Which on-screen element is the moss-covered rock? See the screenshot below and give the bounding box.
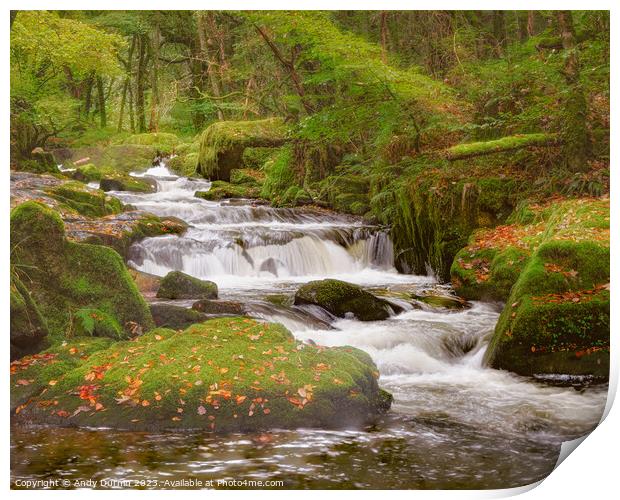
[14,148,58,174]
[412,293,469,309]
[192,299,246,316]
[230,168,264,186]
[12,318,390,431]
[197,118,287,181]
[71,164,102,183]
[100,174,156,193]
[483,198,610,378]
[10,274,49,360]
[10,201,154,342]
[294,279,397,321]
[45,181,123,217]
[150,303,208,330]
[156,271,218,300]
[242,147,278,169]
[168,152,198,177]
[195,181,261,201]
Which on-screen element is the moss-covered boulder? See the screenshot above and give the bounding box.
[230,168,264,186]
[45,181,123,217]
[197,118,287,181]
[192,299,246,316]
[156,271,218,300]
[195,181,261,201]
[168,151,198,177]
[10,201,154,342]
[100,174,156,193]
[294,279,397,321]
[14,148,58,174]
[71,164,102,183]
[314,174,370,215]
[10,274,49,360]
[12,318,391,431]
[482,198,610,379]
[150,303,208,330]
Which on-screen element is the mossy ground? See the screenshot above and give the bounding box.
[11,201,154,342]
[479,198,610,377]
[12,318,390,432]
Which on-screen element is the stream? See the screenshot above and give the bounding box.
[10,165,608,489]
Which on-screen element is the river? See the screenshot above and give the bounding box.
[10,165,608,489]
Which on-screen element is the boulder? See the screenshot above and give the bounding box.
[412,293,470,309]
[45,181,123,217]
[100,174,156,193]
[10,274,48,360]
[150,303,208,330]
[156,271,218,300]
[192,299,245,316]
[12,317,391,431]
[294,279,397,321]
[10,201,154,342]
[195,181,261,201]
[197,118,287,181]
[482,198,610,379]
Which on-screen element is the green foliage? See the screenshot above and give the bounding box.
[73,308,123,339]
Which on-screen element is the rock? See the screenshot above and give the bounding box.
[412,293,470,309]
[229,168,264,186]
[12,317,391,431]
[45,181,123,217]
[150,303,208,329]
[156,271,218,300]
[100,174,156,193]
[128,269,161,298]
[482,198,610,379]
[10,274,48,360]
[197,118,287,181]
[10,201,154,343]
[71,164,102,183]
[192,299,245,316]
[122,132,180,155]
[294,279,397,321]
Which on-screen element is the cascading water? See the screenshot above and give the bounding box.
[11,164,608,489]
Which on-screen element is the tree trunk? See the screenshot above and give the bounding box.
[96,76,106,128]
[149,14,161,132]
[197,12,224,120]
[255,24,314,114]
[556,10,590,172]
[136,34,147,132]
[83,72,95,119]
[492,11,506,55]
[118,78,129,132]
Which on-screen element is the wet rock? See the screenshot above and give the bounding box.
[128,269,161,298]
[191,299,245,316]
[412,293,470,309]
[156,271,218,300]
[294,279,397,321]
[12,318,391,432]
[150,303,208,330]
[195,181,260,201]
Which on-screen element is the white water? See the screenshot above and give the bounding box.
[110,165,607,474]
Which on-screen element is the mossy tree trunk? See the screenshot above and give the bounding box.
[136,34,148,133]
[96,76,106,128]
[556,10,590,173]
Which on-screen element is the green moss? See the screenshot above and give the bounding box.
[195,181,261,201]
[261,145,299,205]
[13,318,390,432]
[45,181,123,217]
[446,133,557,160]
[65,144,159,174]
[168,152,198,177]
[100,174,156,193]
[10,202,154,342]
[73,308,123,339]
[483,199,610,378]
[72,164,102,183]
[150,303,208,330]
[156,271,218,300]
[230,168,264,186]
[123,132,180,154]
[242,147,278,169]
[294,279,396,321]
[197,118,287,181]
[10,273,49,360]
[15,149,58,173]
